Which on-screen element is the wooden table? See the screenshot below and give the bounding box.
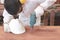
[0,26,60,40]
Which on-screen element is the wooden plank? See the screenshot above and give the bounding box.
[0,26,60,40]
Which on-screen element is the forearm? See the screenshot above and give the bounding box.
[40,0,57,10]
[3,9,13,23]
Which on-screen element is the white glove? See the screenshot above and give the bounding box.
[3,23,11,32]
[0,0,4,4]
[9,19,25,34]
[34,6,44,17]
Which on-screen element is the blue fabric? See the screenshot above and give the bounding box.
[30,12,36,27]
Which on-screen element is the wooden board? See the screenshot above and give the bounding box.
[0,26,60,40]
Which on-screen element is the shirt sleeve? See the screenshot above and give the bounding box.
[40,0,57,10]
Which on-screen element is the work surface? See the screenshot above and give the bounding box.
[0,26,60,40]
